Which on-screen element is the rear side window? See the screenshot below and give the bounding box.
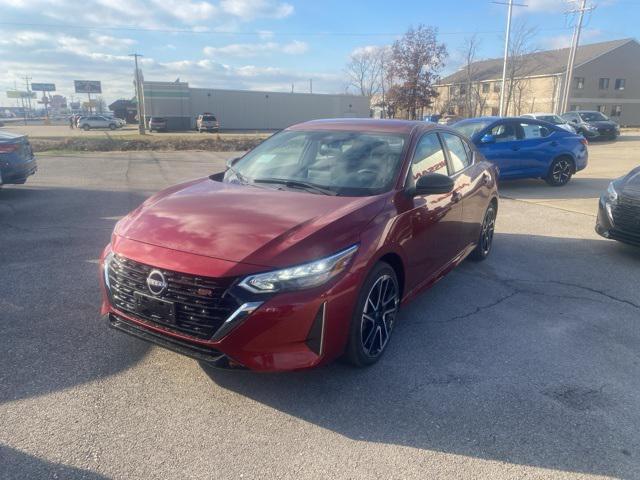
[410,133,448,180]
[519,122,552,139]
[441,133,471,173]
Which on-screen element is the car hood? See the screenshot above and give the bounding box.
[621,166,640,190]
[115,178,387,268]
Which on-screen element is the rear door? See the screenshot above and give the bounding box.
[476,120,521,178]
[514,121,558,176]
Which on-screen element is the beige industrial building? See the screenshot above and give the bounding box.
[142,81,370,131]
[434,38,640,126]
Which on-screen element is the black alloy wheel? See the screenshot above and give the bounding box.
[470,204,496,261]
[545,157,573,186]
[346,262,400,367]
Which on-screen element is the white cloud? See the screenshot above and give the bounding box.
[203,40,308,57]
[220,0,294,19]
[542,29,604,50]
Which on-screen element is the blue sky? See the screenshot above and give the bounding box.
[0,0,638,104]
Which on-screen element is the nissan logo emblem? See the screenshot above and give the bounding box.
[146,269,168,295]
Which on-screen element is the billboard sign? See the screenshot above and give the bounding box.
[31,83,56,92]
[6,90,36,99]
[74,80,102,94]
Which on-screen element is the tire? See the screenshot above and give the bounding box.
[545,157,574,186]
[345,262,400,367]
[109,124,116,130]
[82,124,90,131]
[470,203,497,261]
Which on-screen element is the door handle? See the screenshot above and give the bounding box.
[511,146,520,151]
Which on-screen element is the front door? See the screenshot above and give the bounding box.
[477,120,522,178]
[398,132,463,292]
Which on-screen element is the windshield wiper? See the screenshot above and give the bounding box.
[253,178,338,196]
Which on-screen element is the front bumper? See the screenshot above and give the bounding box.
[100,239,364,371]
[596,196,640,246]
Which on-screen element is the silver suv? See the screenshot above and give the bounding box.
[196,114,219,133]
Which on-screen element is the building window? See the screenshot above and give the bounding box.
[493,83,501,93]
[599,78,610,90]
[615,79,626,90]
[459,84,467,95]
[570,105,581,111]
[482,83,490,93]
[574,77,585,89]
[611,105,623,117]
[491,107,499,116]
[597,105,607,114]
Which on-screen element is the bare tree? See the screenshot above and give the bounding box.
[387,25,447,120]
[345,47,383,97]
[447,35,486,118]
[503,22,538,116]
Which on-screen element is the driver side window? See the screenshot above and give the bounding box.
[410,133,448,181]
[489,122,518,143]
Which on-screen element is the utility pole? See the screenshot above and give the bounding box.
[560,0,595,114]
[309,78,313,94]
[130,53,146,135]
[493,1,527,117]
[23,75,32,119]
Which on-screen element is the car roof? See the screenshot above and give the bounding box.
[288,118,432,134]
[0,130,25,141]
[526,112,559,116]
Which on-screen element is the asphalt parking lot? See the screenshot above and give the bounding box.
[1,138,640,479]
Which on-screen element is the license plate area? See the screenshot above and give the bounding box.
[134,292,176,324]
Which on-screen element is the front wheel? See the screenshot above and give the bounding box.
[345,262,400,367]
[545,157,573,186]
[109,124,116,130]
[82,124,90,131]
[470,204,497,261]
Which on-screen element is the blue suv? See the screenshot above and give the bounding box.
[453,117,588,186]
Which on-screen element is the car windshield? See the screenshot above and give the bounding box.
[452,119,494,138]
[226,130,407,196]
[202,115,216,121]
[579,112,608,122]
[537,115,564,124]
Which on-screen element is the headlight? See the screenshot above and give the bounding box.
[239,245,358,293]
[103,251,114,290]
[607,182,618,204]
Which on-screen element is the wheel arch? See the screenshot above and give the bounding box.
[378,252,405,300]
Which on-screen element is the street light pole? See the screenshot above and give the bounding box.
[130,53,146,135]
[494,0,526,117]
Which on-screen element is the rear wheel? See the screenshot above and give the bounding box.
[83,124,90,131]
[345,262,400,367]
[109,123,116,130]
[470,204,496,261]
[545,157,573,186]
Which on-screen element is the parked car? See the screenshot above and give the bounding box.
[560,111,620,140]
[197,114,219,132]
[438,114,462,126]
[0,131,37,187]
[453,116,588,186]
[100,119,499,371]
[596,166,640,246]
[149,117,168,132]
[520,113,576,133]
[78,115,120,131]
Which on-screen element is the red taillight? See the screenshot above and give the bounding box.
[580,138,589,146]
[0,143,20,153]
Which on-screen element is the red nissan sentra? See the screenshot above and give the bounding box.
[100,119,498,371]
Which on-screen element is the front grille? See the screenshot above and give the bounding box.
[107,254,240,339]
[612,191,640,235]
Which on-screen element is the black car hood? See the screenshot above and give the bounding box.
[622,166,640,188]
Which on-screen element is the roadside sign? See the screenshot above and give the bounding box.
[31,83,56,92]
[74,80,102,94]
[6,90,36,99]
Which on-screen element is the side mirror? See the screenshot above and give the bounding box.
[413,173,454,196]
[226,156,241,169]
[480,134,495,144]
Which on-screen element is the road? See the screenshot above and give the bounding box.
[1,140,639,479]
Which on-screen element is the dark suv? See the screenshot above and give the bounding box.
[149,117,168,132]
[561,111,620,140]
